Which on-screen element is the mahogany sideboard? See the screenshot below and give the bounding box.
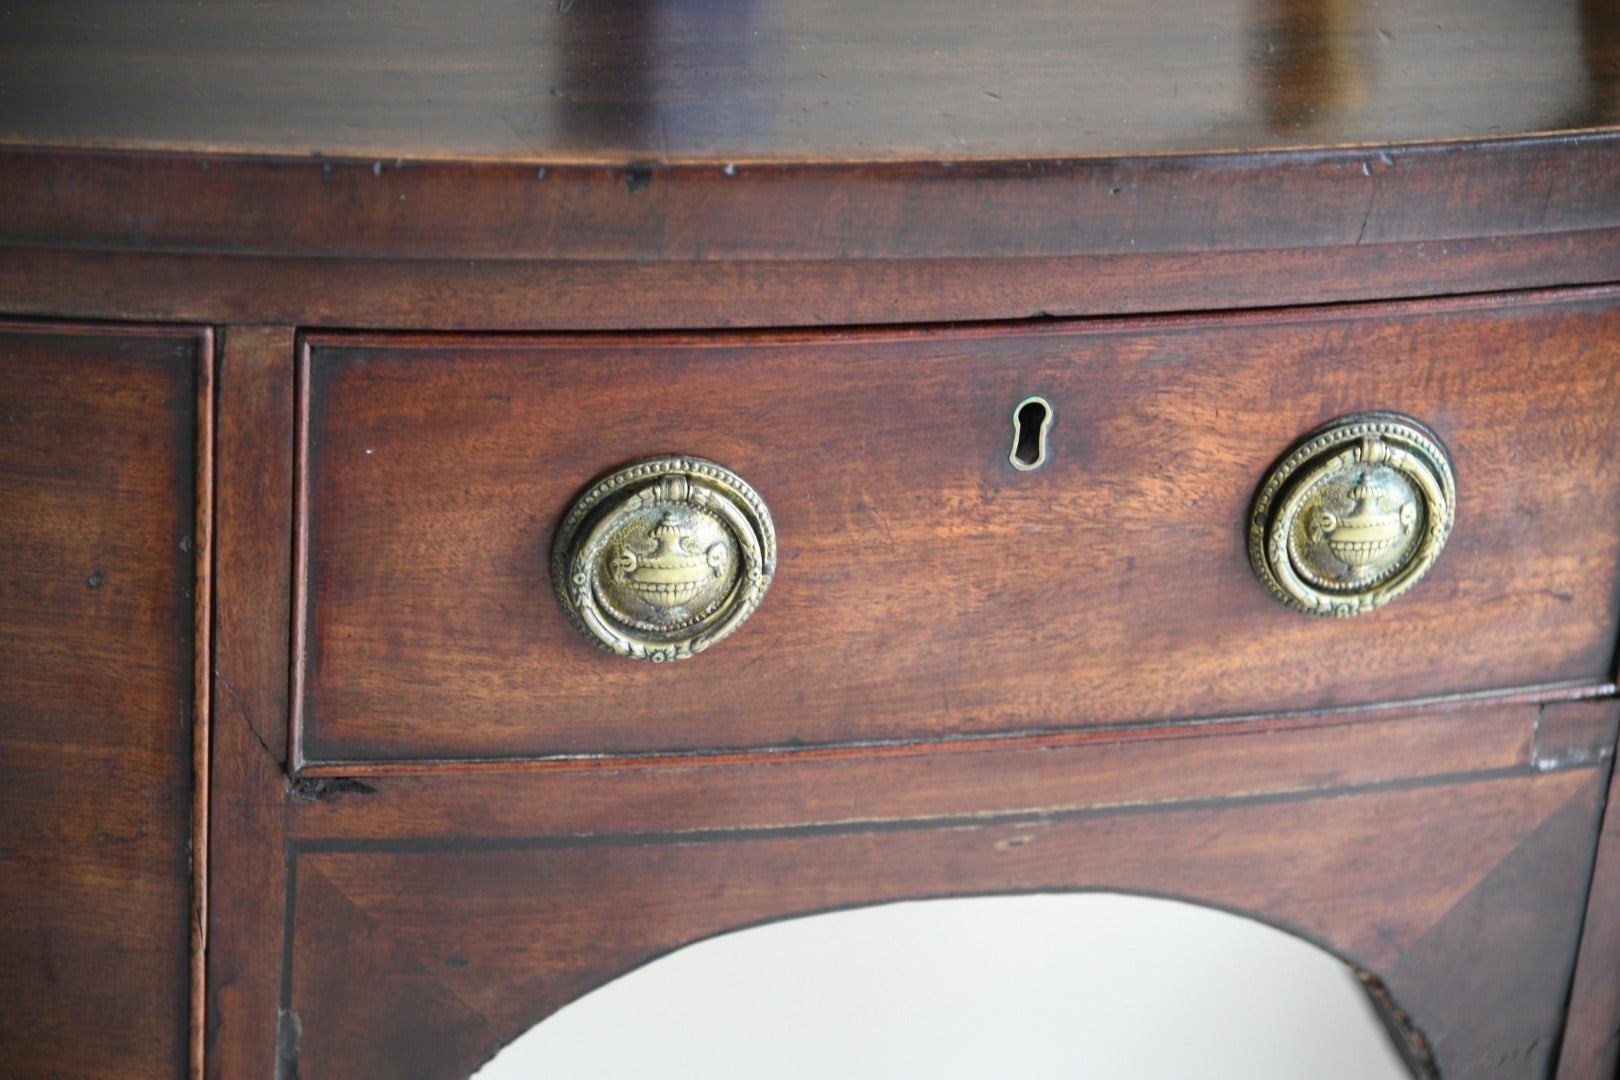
[4,1,1620,1076]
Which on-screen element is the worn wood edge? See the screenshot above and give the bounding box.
[1535,700,1620,773]
[289,679,1612,779]
[2,133,1617,262]
[5,125,1617,168]
[1555,751,1620,1078]
[277,846,299,1077]
[3,233,1618,333]
[0,313,221,340]
[288,336,312,776]
[189,328,214,1080]
[296,280,1620,354]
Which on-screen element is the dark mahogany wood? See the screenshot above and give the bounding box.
[1,0,1615,162]
[273,698,1608,1079]
[189,326,214,1080]
[295,288,1620,766]
[3,231,1619,335]
[1,4,1616,335]
[0,322,205,1079]
[3,3,1618,1075]
[285,698,1550,842]
[5,139,1619,264]
[204,327,296,1080]
[0,135,1614,337]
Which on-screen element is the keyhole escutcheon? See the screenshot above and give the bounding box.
[1010,396,1053,471]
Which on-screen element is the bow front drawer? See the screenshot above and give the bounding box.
[294,290,1620,768]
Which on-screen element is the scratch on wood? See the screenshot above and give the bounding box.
[1355,179,1377,246]
[216,669,278,763]
[288,777,377,803]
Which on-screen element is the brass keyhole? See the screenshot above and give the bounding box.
[1010,396,1052,471]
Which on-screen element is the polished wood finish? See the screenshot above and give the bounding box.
[1,1,1616,1076]
[297,290,1620,766]
[0,322,205,1079]
[2,5,1616,336]
[2,0,1616,161]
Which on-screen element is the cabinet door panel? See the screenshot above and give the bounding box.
[0,323,203,1079]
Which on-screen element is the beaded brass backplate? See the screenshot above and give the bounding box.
[1250,414,1455,617]
[552,457,776,661]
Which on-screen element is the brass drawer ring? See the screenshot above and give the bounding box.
[1249,413,1455,617]
[552,456,776,661]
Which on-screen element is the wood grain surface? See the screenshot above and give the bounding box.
[0,322,203,1079]
[1,4,1615,337]
[285,697,1550,842]
[6,227,1620,336]
[188,328,214,1080]
[204,327,297,1080]
[277,733,1608,1079]
[3,6,1614,334]
[4,5,1615,1071]
[6,137,1619,265]
[296,288,1620,765]
[1,0,1615,162]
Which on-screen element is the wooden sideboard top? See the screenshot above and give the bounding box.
[2,0,1617,163]
[2,0,1617,329]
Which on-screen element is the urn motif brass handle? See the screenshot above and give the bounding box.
[1249,414,1455,616]
[552,457,775,661]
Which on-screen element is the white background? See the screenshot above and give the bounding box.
[476,893,1414,1079]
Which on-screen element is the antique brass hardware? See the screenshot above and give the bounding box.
[552,456,775,661]
[1249,413,1454,616]
[1010,396,1052,471]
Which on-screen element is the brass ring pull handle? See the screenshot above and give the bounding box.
[552,457,776,661]
[1249,413,1455,616]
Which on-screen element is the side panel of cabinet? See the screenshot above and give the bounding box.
[0,323,205,1078]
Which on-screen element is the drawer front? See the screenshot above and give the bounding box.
[296,290,1620,765]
